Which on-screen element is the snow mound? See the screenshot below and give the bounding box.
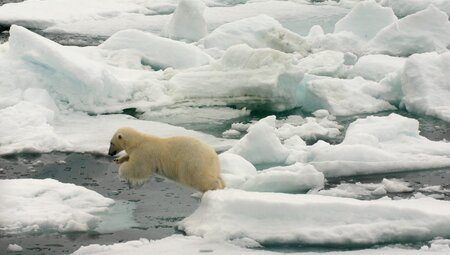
[335,1,397,41]
[199,14,310,55]
[402,52,450,122]
[170,44,304,112]
[179,189,450,245]
[166,0,207,42]
[100,29,211,70]
[0,178,114,234]
[368,5,450,56]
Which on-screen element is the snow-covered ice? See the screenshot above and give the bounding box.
[304,113,450,177]
[334,1,397,41]
[100,29,212,70]
[0,178,114,234]
[220,152,324,193]
[199,14,310,55]
[368,5,450,56]
[402,52,450,122]
[225,113,450,177]
[165,0,207,42]
[0,107,233,155]
[316,178,413,199]
[179,189,450,245]
[381,0,450,17]
[169,44,304,112]
[7,244,23,252]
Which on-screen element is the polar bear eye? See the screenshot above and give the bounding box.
[118,134,122,140]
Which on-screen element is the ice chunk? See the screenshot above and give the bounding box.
[401,52,450,122]
[8,25,128,111]
[0,178,114,234]
[221,150,323,194]
[219,152,257,188]
[100,29,211,70]
[228,116,289,165]
[0,101,64,154]
[368,5,450,56]
[166,0,207,42]
[306,26,365,55]
[381,178,413,193]
[296,50,347,77]
[180,189,450,245]
[381,0,450,17]
[239,163,324,193]
[199,14,310,55]
[335,1,397,40]
[226,113,342,145]
[301,75,395,116]
[23,88,60,113]
[317,179,412,199]
[170,44,304,112]
[306,114,450,177]
[349,54,406,81]
[7,244,23,252]
[277,116,342,142]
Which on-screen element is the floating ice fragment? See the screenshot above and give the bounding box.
[0,178,114,234]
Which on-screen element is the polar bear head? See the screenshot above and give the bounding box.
[108,127,140,156]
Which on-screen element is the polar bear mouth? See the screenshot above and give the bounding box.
[108,143,118,156]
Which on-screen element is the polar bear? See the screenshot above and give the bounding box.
[108,127,225,192]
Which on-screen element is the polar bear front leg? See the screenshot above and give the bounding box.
[118,158,154,187]
[114,154,129,164]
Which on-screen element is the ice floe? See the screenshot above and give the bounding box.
[179,189,450,245]
[72,234,450,255]
[0,178,114,234]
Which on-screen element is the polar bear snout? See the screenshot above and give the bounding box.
[108,142,118,156]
